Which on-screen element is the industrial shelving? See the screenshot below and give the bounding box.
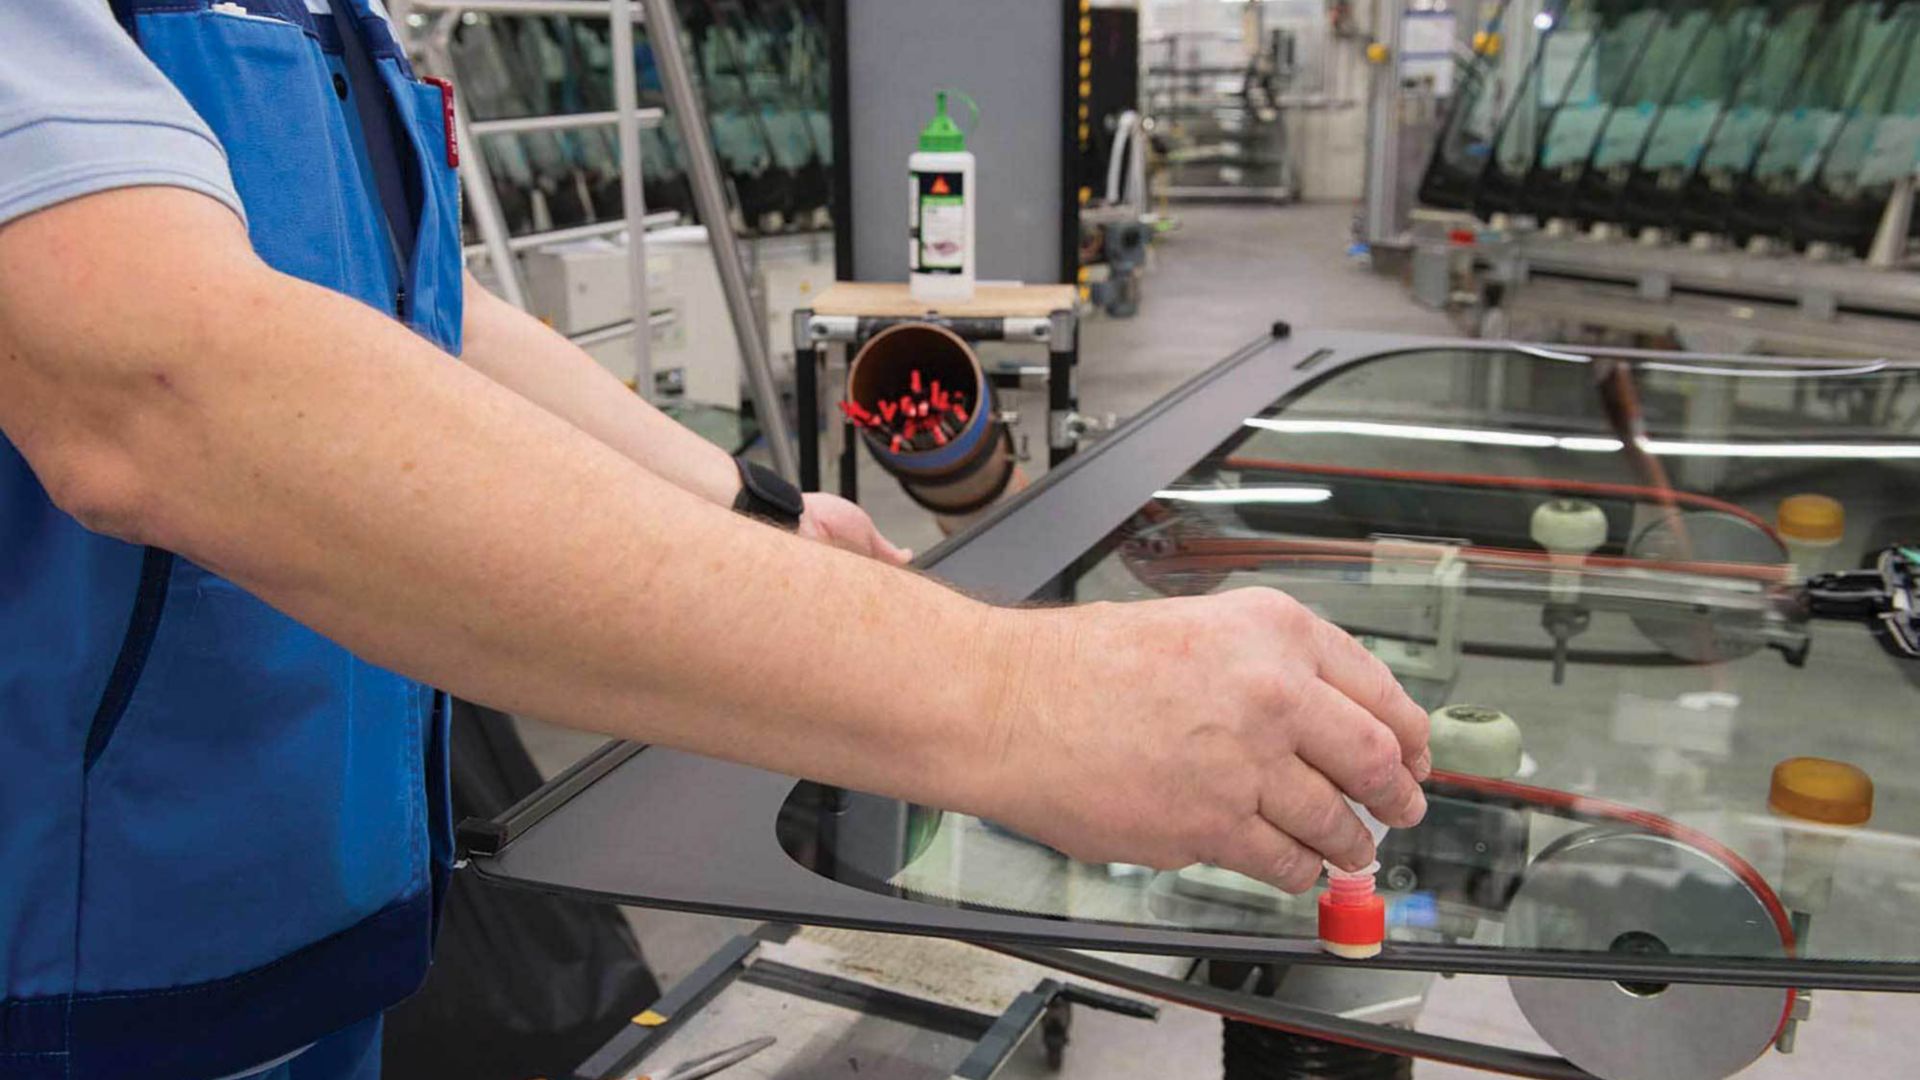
[392,0,798,478]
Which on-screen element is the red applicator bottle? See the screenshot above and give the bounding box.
[1319,798,1390,959]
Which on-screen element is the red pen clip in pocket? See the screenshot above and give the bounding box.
[421,76,458,167]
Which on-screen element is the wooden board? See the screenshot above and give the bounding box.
[812,281,1077,319]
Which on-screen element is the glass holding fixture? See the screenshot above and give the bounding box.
[777,343,1920,971]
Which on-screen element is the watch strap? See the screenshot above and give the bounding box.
[731,458,805,530]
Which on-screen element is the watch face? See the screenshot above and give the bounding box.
[740,461,804,523]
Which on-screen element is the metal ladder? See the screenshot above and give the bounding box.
[393,0,799,479]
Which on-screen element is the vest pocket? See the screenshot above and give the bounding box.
[380,62,466,355]
[82,548,176,770]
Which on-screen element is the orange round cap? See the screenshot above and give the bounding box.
[1777,494,1844,544]
[1769,757,1873,825]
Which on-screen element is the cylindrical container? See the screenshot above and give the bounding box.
[847,323,1016,516]
[909,91,976,302]
[1777,494,1845,579]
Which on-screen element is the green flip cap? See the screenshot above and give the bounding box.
[919,91,968,152]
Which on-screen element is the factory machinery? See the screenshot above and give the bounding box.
[1407,0,1920,355]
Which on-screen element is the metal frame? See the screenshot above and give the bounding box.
[1441,224,1920,357]
[463,328,1920,998]
[571,926,1157,1080]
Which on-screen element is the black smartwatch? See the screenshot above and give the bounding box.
[731,457,805,531]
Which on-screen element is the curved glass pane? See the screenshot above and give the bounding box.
[1695,1,1832,175]
[1561,0,1728,222]
[1798,5,1920,247]
[1417,0,1520,208]
[1534,9,1664,172]
[1481,0,1603,200]
[1585,3,1719,171]
[781,345,1920,969]
[1632,0,1765,173]
[1748,0,1905,191]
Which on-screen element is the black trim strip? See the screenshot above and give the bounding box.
[83,547,174,771]
[455,739,643,857]
[915,328,1284,585]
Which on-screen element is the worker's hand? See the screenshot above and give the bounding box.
[983,588,1430,891]
[798,492,913,566]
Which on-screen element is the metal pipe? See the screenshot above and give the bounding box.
[639,0,799,481]
[608,0,654,402]
[569,311,677,349]
[467,108,663,137]
[461,211,681,260]
[1362,0,1406,247]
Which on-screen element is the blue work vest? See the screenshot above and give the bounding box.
[0,2,463,1077]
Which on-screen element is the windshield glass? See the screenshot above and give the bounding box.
[780,345,1920,971]
[1418,0,1520,208]
[1796,3,1920,248]
[1637,0,1800,178]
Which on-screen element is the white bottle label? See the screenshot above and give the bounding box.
[913,170,966,274]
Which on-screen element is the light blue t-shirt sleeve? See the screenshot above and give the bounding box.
[0,1,246,228]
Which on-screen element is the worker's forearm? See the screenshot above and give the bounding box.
[458,274,741,506]
[0,191,1028,812]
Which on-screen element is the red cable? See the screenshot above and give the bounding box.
[1220,457,1784,546]
[1132,537,1792,584]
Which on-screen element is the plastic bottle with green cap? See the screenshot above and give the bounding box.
[910,89,977,302]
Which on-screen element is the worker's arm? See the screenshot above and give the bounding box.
[0,188,1428,886]
[459,271,909,563]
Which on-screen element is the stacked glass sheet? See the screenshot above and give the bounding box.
[447,0,833,242]
[1420,0,1920,252]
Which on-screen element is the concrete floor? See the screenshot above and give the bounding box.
[513,202,1915,1077]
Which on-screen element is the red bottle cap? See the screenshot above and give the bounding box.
[1318,889,1386,949]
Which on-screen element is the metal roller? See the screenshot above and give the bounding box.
[1505,827,1792,1080]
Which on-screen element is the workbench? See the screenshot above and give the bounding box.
[790,283,1081,497]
